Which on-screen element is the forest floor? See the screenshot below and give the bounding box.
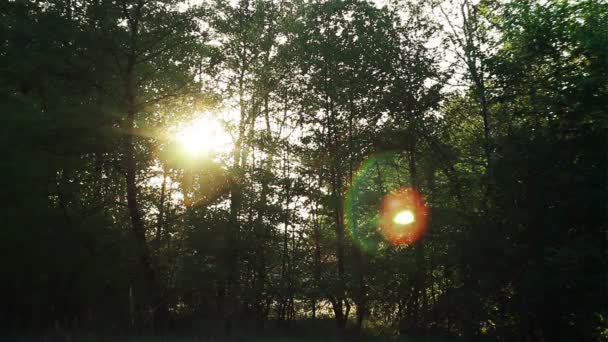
[2,335,463,342]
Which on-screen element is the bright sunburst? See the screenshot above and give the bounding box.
[174,114,231,156]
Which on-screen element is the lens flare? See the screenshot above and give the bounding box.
[345,153,429,250]
[379,187,428,246]
[393,210,415,225]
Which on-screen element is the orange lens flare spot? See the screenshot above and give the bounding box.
[379,187,428,246]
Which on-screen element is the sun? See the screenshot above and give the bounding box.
[393,209,415,225]
[174,114,231,156]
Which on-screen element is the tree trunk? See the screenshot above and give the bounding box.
[224,66,249,334]
[312,201,322,321]
[124,65,159,331]
[409,135,428,334]
[154,169,167,253]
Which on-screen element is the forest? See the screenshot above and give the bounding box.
[1,0,606,340]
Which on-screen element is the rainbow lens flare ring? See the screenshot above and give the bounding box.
[345,153,429,250]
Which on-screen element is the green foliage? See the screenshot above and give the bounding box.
[0,0,605,340]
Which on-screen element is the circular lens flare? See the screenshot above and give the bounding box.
[393,210,415,225]
[345,153,430,251]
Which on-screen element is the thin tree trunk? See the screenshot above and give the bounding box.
[349,98,366,334]
[311,190,322,320]
[409,137,427,334]
[154,169,167,253]
[123,47,161,330]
